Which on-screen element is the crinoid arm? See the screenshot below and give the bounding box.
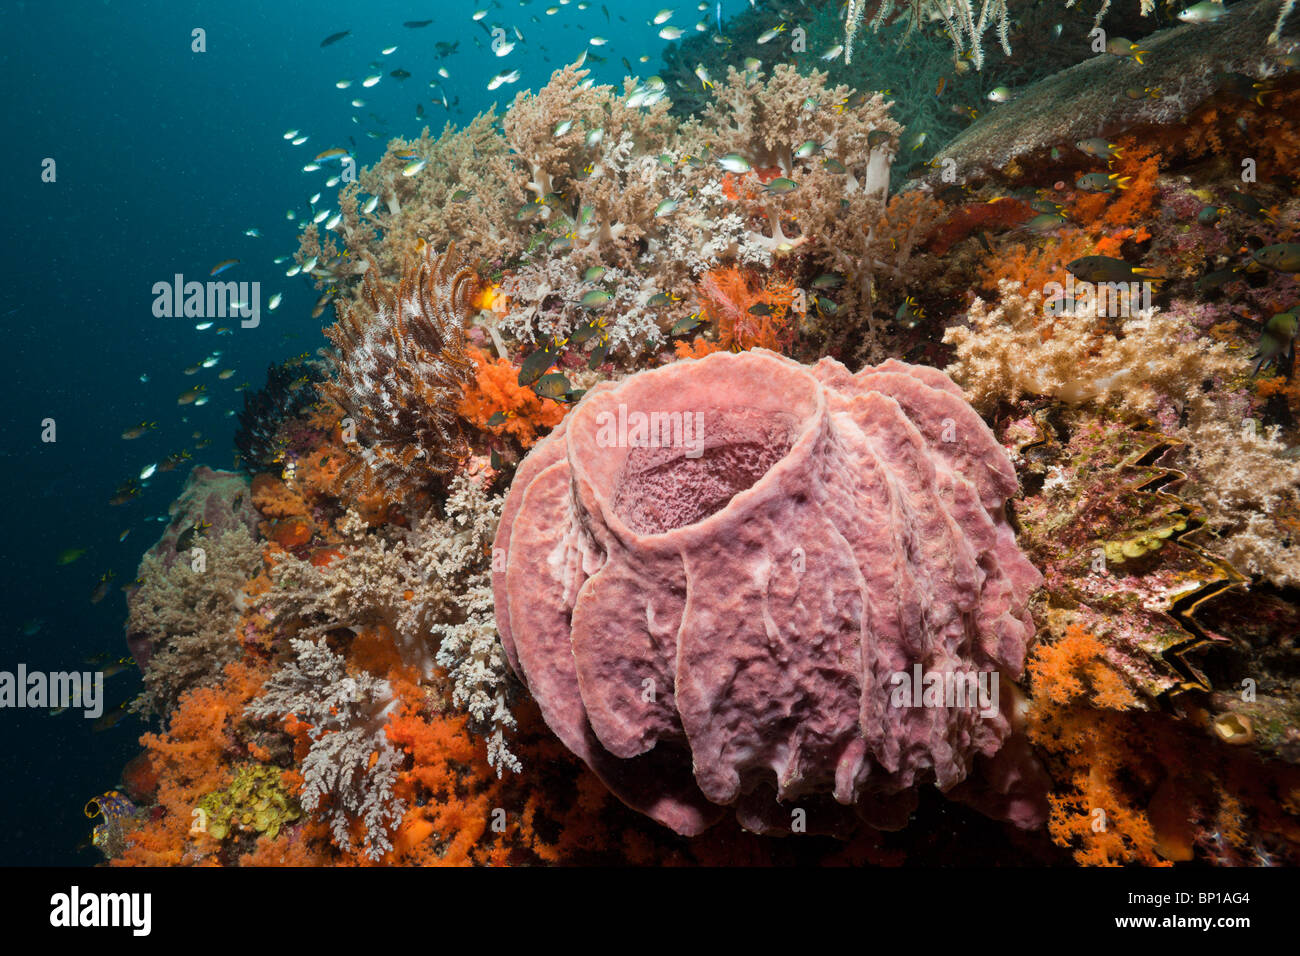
[323,243,480,501]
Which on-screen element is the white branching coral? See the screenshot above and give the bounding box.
[1178,391,1300,588]
[847,0,1012,70]
[498,256,664,357]
[945,280,1247,414]
[421,476,521,775]
[127,526,263,716]
[247,638,404,861]
[263,511,441,675]
[262,475,520,774]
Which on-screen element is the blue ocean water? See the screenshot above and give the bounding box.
[3,0,716,866]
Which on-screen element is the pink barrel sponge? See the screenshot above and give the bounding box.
[493,349,1044,836]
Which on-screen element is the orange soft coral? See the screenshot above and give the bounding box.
[1099,141,1161,229]
[238,819,342,867]
[457,345,568,448]
[386,706,498,866]
[1026,624,1165,867]
[979,232,1095,298]
[1256,374,1300,416]
[1025,622,1300,867]
[1027,625,1138,709]
[720,169,777,202]
[380,675,690,867]
[1067,139,1162,232]
[295,441,347,500]
[674,336,724,360]
[115,659,271,866]
[250,472,309,519]
[697,266,799,353]
[302,398,346,436]
[1177,88,1300,173]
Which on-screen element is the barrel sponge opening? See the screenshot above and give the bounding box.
[612,409,796,535]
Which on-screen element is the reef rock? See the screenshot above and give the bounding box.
[922,0,1298,180]
[493,349,1044,836]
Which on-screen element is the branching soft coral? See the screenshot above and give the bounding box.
[1029,624,1140,712]
[1027,620,1300,866]
[978,234,1094,298]
[262,477,520,773]
[1069,140,1163,231]
[946,280,1249,414]
[697,266,800,352]
[687,65,930,346]
[127,526,265,717]
[384,682,680,866]
[246,638,405,861]
[696,64,898,192]
[332,111,525,281]
[250,472,309,519]
[421,475,520,775]
[457,345,568,448]
[1026,623,1168,866]
[1177,390,1300,587]
[116,660,270,866]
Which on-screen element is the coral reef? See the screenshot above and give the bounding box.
[1012,412,1245,699]
[105,10,1300,868]
[494,349,1043,835]
[424,476,521,776]
[261,477,519,774]
[346,112,521,273]
[309,62,925,369]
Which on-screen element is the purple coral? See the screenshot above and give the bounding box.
[493,350,1044,836]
